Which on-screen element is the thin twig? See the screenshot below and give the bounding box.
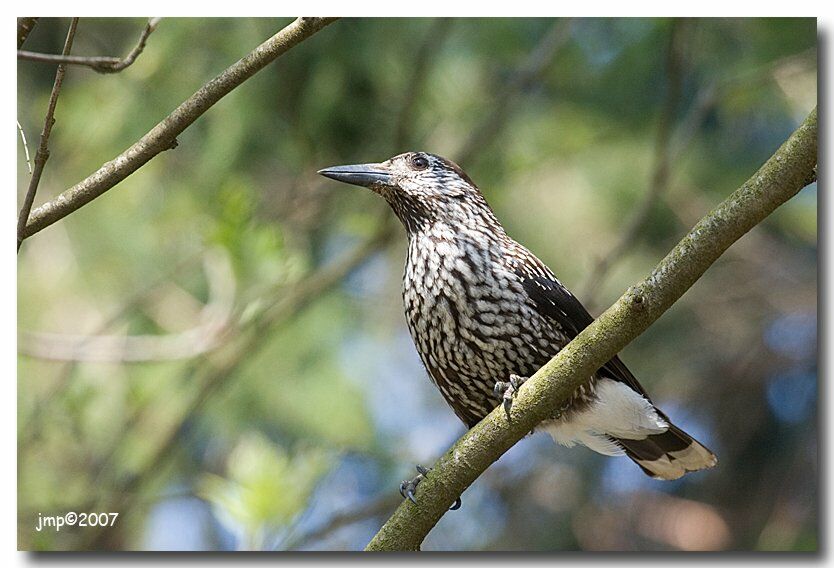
[17,17,79,253]
[365,107,817,551]
[455,18,573,165]
[18,17,39,49]
[17,121,32,174]
[18,18,162,74]
[19,17,338,244]
[580,20,686,305]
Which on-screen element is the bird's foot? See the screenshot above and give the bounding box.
[399,465,430,504]
[399,465,461,510]
[494,373,528,416]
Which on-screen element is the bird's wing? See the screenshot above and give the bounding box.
[519,274,651,399]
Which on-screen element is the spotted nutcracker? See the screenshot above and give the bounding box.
[319,152,717,501]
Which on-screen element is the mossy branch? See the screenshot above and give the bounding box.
[365,106,817,551]
[18,17,337,245]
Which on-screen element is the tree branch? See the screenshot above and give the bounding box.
[365,107,817,551]
[18,17,39,49]
[17,17,78,252]
[18,18,161,74]
[18,17,337,245]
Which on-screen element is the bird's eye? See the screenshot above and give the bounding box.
[410,154,429,170]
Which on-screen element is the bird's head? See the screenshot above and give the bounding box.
[318,152,497,233]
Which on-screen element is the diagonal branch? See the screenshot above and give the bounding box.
[17,17,79,252]
[18,17,338,245]
[18,18,161,74]
[365,107,817,551]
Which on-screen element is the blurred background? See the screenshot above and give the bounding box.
[17,17,817,551]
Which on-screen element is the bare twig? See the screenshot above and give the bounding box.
[455,18,573,165]
[365,108,816,551]
[17,17,79,252]
[18,17,39,49]
[19,17,338,244]
[18,18,162,74]
[581,20,686,305]
[17,121,33,174]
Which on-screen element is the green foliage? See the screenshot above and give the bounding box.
[198,432,330,550]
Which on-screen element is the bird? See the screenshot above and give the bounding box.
[319,152,717,500]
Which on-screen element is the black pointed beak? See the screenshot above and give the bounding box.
[317,163,394,188]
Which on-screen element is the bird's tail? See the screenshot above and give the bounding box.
[615,423,717,480]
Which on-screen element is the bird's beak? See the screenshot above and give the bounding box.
[317,163,394,188]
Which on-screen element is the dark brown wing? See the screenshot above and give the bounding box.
[520,274,651,399]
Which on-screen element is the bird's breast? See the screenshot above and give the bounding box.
[401,231,562,423]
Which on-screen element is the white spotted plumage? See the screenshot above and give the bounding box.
[321,151,718,480]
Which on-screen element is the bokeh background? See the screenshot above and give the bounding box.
[17,17,817,551]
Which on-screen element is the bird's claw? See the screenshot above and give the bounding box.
[399,479,418,504]
[494,374,528,416]
[399,465,461,511]
[399,465,429,504]
[551,400,572,419]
